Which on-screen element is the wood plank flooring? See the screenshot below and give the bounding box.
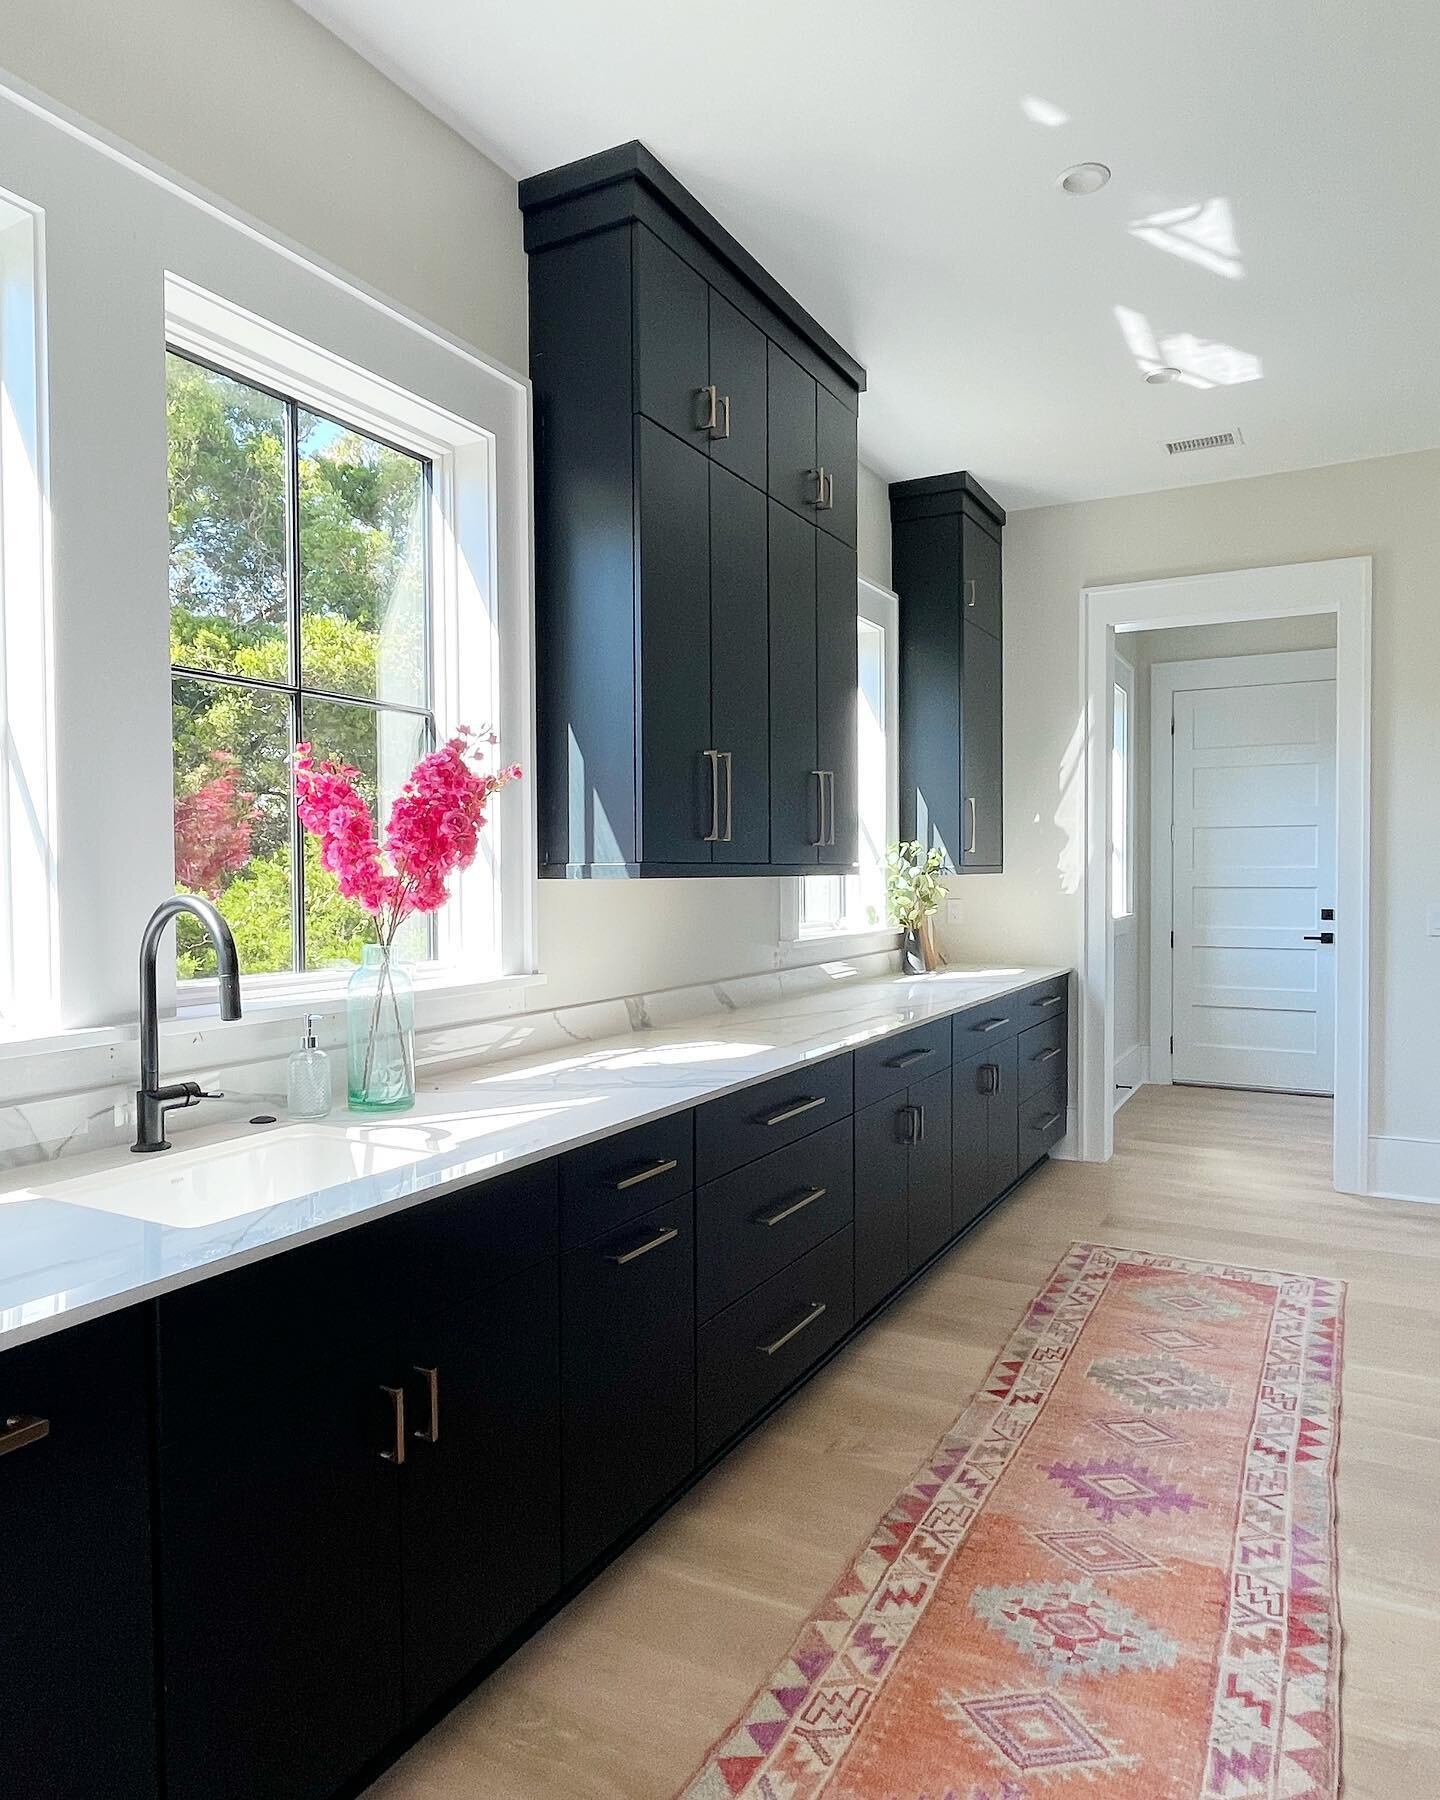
[366,1085,1440,1799]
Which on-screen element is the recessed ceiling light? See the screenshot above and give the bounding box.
[1145,365,1183,385]
[1058,161,1111,195]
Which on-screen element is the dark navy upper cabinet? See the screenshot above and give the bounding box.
[522,141,865,877]
[891,473,1005,874]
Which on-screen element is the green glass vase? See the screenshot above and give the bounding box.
[346,943,415,1113]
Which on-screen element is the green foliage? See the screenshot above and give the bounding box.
[884,841,949,931]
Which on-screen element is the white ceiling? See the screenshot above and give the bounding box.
[295,0,1440,509]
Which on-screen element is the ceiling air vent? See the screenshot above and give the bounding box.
[1164,429,1243,456]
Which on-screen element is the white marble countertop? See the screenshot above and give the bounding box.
[0,964,1066,1352]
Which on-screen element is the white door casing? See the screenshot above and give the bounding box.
[1166,659,1336,1093]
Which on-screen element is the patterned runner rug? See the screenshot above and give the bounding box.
[678,1242,1343,1800]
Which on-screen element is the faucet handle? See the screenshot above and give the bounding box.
[195,1089,226,1103]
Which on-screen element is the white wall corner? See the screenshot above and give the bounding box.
[1367,1135,1440,1205]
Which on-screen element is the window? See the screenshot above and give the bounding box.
[1111,653,1136,922]
[796,580,899,941]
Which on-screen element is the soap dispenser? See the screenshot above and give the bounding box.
[287,1014,332,1120]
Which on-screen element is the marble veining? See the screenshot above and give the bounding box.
[0,964,1065,1352]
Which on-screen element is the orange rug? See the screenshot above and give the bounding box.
[679,1243,1344,1799]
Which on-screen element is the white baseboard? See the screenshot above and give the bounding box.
[1367,1134,1440,1204]
[1114,1044,1149,1112]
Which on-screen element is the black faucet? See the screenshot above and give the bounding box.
[133,896,243,1153]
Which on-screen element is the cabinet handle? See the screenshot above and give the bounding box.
[380,1386,406,1466]
[1034,993,1063,1009]
[611,1155,679,1192]
[966,796,978,856]
[811,769,827,848]
[1034,1111,1063,1133]
[808,468,825,508]
[696,385,719,433]
[0,1413,49,1458]
[902,1103,925,1144]
[979,1064,999,1096]
[756,1300,827,1357]
[1034,1045,1062,1064]
[975,1015,1010,1033]
[412,1366,440,1445]
[759,1094,827,1127]
[721,750,734,844]
[965,577,977,609]
[1302,932,1335,944]
[703,748,723,843]
[817,469,834,510]
[825,771,837,847]
[885,1045,933,1069]
[607,1224,679,1266]
[755,1184,827,1228]
[712,393,732,440]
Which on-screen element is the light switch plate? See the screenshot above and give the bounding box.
[947,898,965,926]
[1427,904,1440,939]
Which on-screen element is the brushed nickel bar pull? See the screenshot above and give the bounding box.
[611,1155,679,1191]
[721,751,734,844]
[0,1413,49,1457]
[817,468,833,510]
[1034,1045,1062,1064]
[808,468,825,508]
[976,1015,1010,1033]
[824,771,837,847]
[607,1224,679,1266]
[412,1366,440,1445]
[756,1185,827,1228]
[759,1095,827,1127]
[965,577,977,609]
[966,796,978,855]
[703,749,722,843]
[1034,993,1063,1009]
[1035,1111,1063,1133]
[713,393,731,440]
[380,1386,406,1465]
[757,1300,827,1357]
[885,1046,933,1070]
[811,769,827,847]
[697,385,719,433]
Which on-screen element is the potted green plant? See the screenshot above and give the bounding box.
[885,840,949,974]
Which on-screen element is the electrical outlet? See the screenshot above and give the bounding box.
[1427,904,1440,939]
[947,898,965,927]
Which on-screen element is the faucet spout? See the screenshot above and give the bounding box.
[133,896,244,1153]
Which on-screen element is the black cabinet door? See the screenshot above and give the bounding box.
[0,1312,155,1800]
[637,418,712,864]
[710,463,770,863]
[561,1195,696,1580]
[851,1098,910,1319]
[815,384,858,547]
[961,621,1003,871]
[633,224,709,445]
[767,340,818,518]
[894,512,962,864]
[160,1338,404,1800]
[708,289,767,488]
[906,1066,954,1271]
[816,531,859,867]
[952,1050,993,1234]
[987,1039,1020,1198]
[962,513,1002,640]
[400,1260,561,1718]
[768,499,820,865]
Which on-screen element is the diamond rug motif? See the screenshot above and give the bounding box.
[675,1243,1344,1799]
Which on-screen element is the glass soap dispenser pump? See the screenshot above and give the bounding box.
[287,1014,332,1121]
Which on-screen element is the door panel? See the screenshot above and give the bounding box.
[710,464,770,863]
[906,1067,954,1271]
[766,340,818,518]
[637,419,712,864]
[853,1097,910,1318]
[815,384,857,546]
[987,1039,1019,1198]
[768,500,819,865]
[400,1263,561,1717]
[961,514,1002,639]
[961,622,1002,870]
[893,512,961,862]
[816,531,858,866]
[1171,675,1336,1093]
[952,1050,993,1233]
[708,290,767,487]
[633,225,710,445]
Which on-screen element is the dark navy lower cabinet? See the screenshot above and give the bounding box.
[0,1309,156,1800]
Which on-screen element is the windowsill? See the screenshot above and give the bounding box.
[778,925,903,967]
[1112,913,1136,939]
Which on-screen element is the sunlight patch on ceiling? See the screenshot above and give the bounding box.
[1114,305,1263,389]
[1021,94,1071,128]
[1129,197,1244,280]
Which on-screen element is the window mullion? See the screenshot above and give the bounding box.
[285,395,305,972]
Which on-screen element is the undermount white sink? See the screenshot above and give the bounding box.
[30,1123,456,1229]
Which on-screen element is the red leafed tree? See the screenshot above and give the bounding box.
[174,752,260,898]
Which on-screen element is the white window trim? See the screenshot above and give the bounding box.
[1111,650,1137,936]
[780,576,902,956]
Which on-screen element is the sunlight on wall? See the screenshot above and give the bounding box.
[1056,711,1087,897]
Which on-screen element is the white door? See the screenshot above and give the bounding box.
[1170,670,1336,1093]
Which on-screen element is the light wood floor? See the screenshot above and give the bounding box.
[367,1085,1440,1799]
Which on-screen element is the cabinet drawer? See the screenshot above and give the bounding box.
[695,1052,853,1183]
[1017,1015,1066,1099]
[697,1116,854,1320]
[1018,1080,1067,1162]
[853,1018,951,1109]
[697,1227,853,1460]
[1018,976,1068,1020]
[559,1110,694,1250]
[953,998,1023,1051]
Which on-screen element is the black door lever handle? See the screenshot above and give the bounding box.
[1302,932,1335,944]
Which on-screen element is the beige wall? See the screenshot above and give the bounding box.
[944,448,1440,1150]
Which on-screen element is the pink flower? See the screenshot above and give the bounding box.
[292,726,519,947]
